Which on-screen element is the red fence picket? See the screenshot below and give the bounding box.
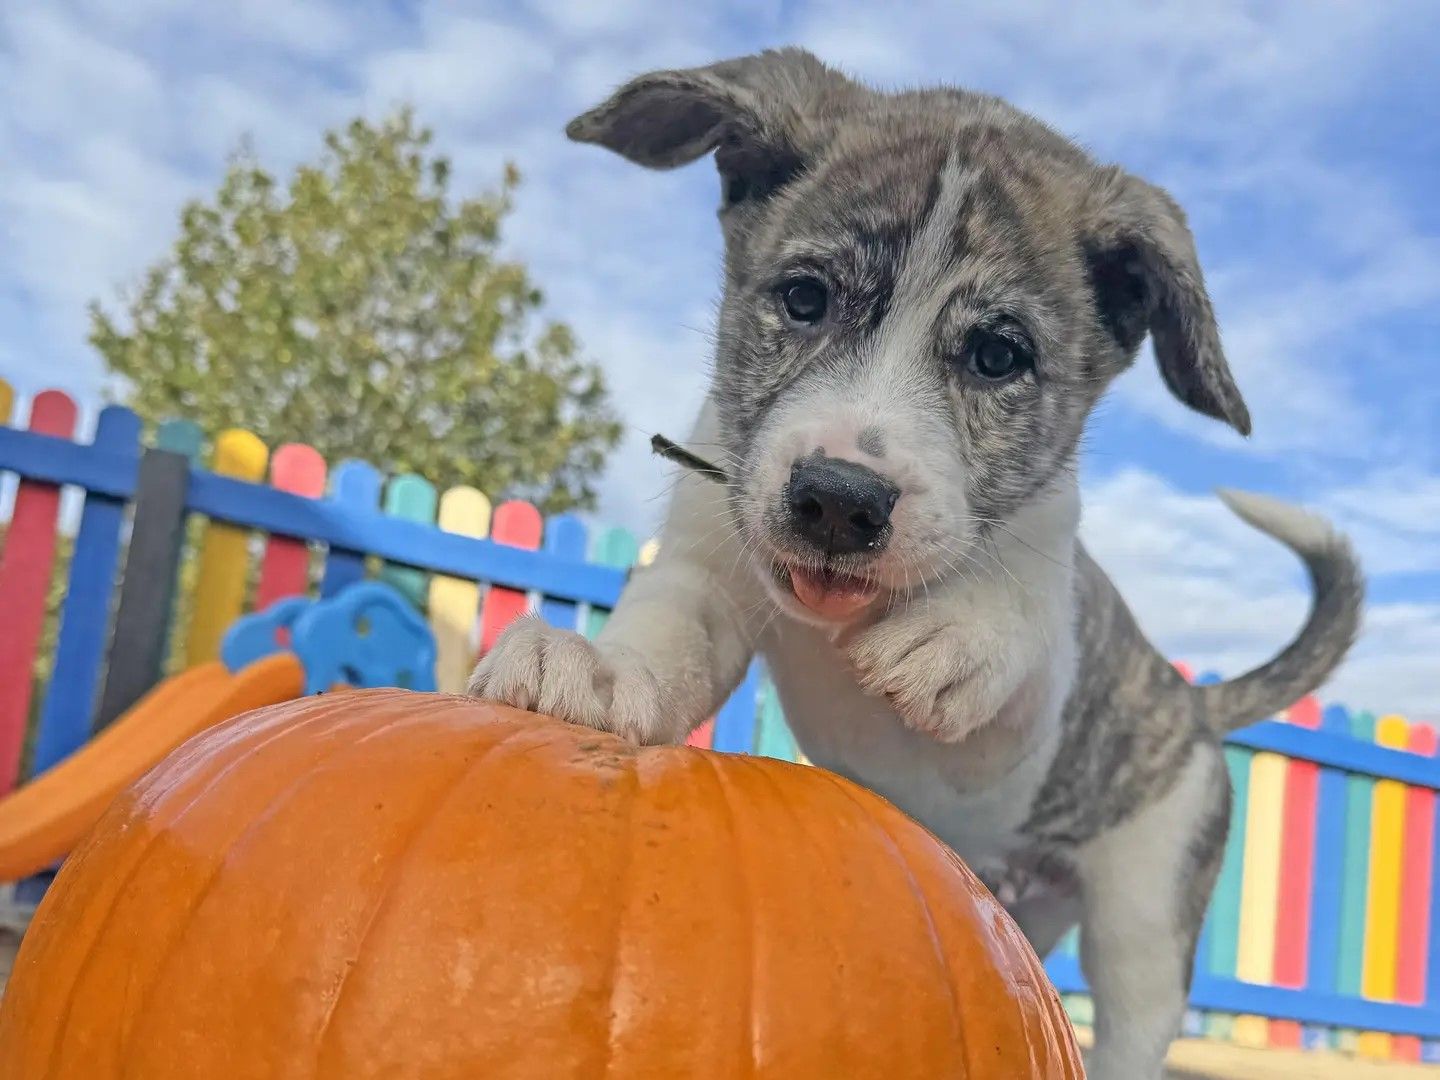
[0,390,79,791]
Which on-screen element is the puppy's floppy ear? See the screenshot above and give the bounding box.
[566,48,854,201]
[1084,168,1251,436]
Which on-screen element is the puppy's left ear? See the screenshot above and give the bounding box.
[1084,169,1251,436]
[565,48,853,179]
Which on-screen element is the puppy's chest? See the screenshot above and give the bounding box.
[759,625,1056,864]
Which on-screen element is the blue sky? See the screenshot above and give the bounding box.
[2,1,1437,717]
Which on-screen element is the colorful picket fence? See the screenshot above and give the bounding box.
[1041,670,1440,1062]
[0,382,1436,1060]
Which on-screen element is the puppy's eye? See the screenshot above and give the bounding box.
[966,331,1033,381]
[780,278,828,325]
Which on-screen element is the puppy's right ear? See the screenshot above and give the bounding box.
[1084,168,1251,435]
[567,48,853,198]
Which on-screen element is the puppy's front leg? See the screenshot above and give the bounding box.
[842,523,1074,743]
[469,407,765,744]
[1077,748,1226,1079]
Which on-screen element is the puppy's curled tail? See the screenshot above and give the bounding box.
[1195,489,1363,734]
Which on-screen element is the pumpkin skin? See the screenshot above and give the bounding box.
[0,691,1082,1079]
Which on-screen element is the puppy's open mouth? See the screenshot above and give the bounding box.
[779,562,882,621]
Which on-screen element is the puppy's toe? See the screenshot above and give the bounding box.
[847,616,968,725]
[534,630,610,730]
[466,615,554,711]
[603,646,669,745]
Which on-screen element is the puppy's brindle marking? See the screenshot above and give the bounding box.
[471,50,1362,1079]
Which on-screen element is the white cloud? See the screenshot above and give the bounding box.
[1,9,165,139]
[527,0,680,41]
[64,0,378,59]
[793,0,1417,144]
[363,17,557,126]
[2,137,194,367]
[179,74,333,164]
[1318,471,1440,576]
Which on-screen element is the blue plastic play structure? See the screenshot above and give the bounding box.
[221,581,438,695]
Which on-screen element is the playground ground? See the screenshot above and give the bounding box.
[0,927,1433,1078]
[1074,1026,1440,1078]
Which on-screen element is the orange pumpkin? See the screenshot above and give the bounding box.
[0,691,1082,1079]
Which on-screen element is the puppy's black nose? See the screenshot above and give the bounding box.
[785,456,899,555]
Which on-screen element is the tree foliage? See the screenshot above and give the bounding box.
[91,110,621,511]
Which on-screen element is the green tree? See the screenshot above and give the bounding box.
[91,110,621,511]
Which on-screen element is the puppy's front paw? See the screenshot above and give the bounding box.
[466,616,672,745]
[843,610,1010,742]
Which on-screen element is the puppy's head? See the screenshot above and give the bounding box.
[571,49,1248,624]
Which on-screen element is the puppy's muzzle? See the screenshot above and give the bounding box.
[784,454,899,556]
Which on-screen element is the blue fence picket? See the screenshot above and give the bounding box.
[155,418,203,459]
[30,406,142,775]
[319,460,383,598]
[712,660,762,754]
[539,514,589,631]
[754,677,799,761]
[584,526,640,637]
[378,473,438,608]
[1304,704,1352,1049]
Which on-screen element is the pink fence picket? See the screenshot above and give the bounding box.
[477,500,543,656]
[1270,696,1322,1048]
[254,444,327,612]
[1395,725,1438,1062]
[0,390,78,792]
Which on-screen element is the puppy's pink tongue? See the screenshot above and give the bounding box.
[789,567,880,620]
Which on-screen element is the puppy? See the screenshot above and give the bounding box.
[470,49,1362,1079]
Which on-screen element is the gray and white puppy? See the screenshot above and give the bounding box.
[469,49,1363,1079]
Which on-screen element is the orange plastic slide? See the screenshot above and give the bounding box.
[0,653,305,882]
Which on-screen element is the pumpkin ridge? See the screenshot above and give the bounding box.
[308,720,544,1073]
[132,690,352,815]
[695,751,757,1078]
[813,769,971,1074]
[115,698,434,1078]
[592,745,640,1080]
[741,758,849,1058]
[39,694,361,1080]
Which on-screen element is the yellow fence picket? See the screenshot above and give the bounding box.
[427,486,492,694]
[184,429,269,667]
[1358,714,1411,1059]
[1233,748,1288,1047]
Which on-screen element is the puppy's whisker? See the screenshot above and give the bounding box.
[970,517,1068,571]
[973,535,1033,599]
[932,541,988,592]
